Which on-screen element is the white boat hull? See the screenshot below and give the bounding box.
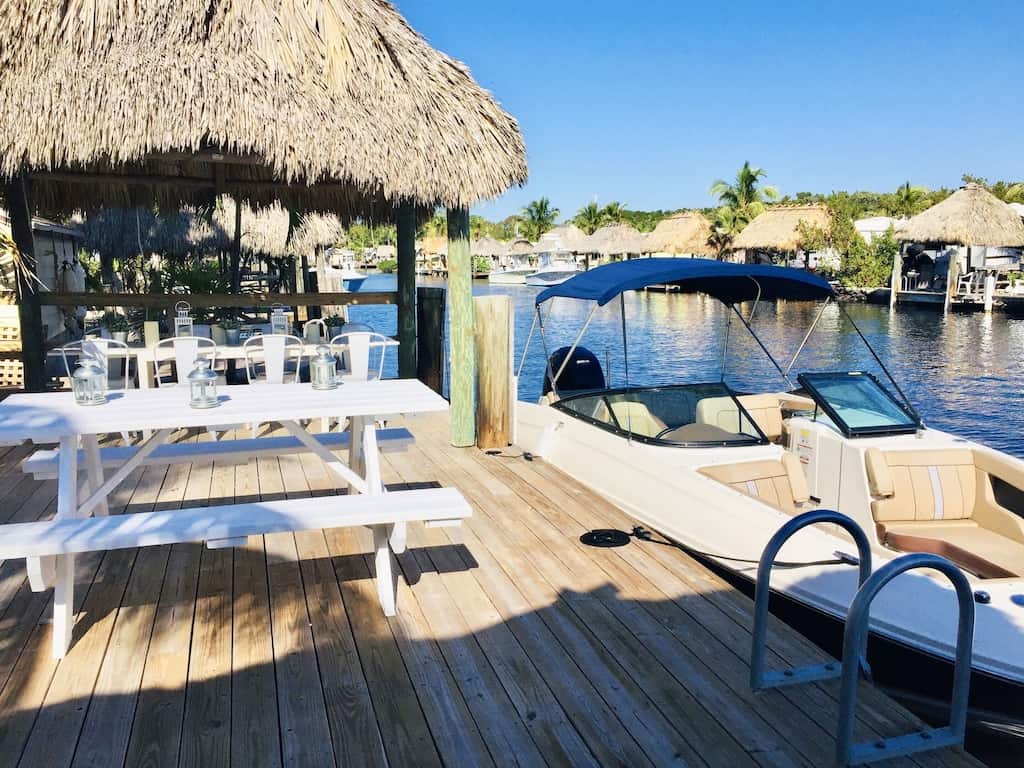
[515,399,1024,699]
[488,269,532,285]
[525,270,580,287]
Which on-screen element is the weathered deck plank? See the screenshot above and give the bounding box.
[0,415,986,768]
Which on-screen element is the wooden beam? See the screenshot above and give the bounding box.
[474,295,512,449]
[38,291,397,309]
[446,207,475,447]
[396,201,417,378]
[32,171,358,195]
[5,174,46,391]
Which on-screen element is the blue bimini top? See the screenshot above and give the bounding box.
[535,257,834,306]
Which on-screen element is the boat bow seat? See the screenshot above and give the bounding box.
[866,447,1024,578]
[699,454,810,515]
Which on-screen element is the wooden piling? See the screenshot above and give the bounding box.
[5,174,46,392]
[473,296,513,449]
[889,244,902,310]
[446,208,475,447]
[396,201,417,378]
[416,286,445,395]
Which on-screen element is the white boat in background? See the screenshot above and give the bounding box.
[488,257,534,285]
[324,247,368,290]
[515,257,1024,734]
[525,250,581,286]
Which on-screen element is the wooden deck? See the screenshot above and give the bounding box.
[0,414,984,768]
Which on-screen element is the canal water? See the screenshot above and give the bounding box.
[350,275,1024,458]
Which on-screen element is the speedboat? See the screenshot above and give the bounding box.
[324,247,368,290]
[525,250,581,287]
[489,257,534,285]
[515,257,1024,734]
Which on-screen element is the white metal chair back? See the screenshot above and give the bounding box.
[330,332,388,382]
[242,334,305,385]
[59,337,131,390]
[153,336,217,387]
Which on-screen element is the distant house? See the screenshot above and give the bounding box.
[854,216,905,243]
[0,211,83,341]
[731,204,837,270]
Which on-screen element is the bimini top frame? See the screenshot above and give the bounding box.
[524,258,920,426]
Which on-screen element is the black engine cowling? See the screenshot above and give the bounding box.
[542,346,605,396]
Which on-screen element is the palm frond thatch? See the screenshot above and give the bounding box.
[896,184,1024,246]
[537,224,590,253]
[0,1,527,218]
[730,205,831,252]
[645,212,713,255]
[587,223,649,257]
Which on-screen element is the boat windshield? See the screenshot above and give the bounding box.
[797,372,921,437]
[551,383,768,447]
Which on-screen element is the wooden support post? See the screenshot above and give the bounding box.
[984,272,996,313]
[473,295,513,449]
[416,286,445,395]
[230,196,242,293]
[944,246,961,315]
[446,207,475,446]
[889,245,902,310]
[396,201,417,378]
[5,174,46,391]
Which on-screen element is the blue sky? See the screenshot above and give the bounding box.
[393,0,1024,222]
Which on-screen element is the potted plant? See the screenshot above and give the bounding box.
[221,316,242,346]
[324,314,346,339]
[102,312,130,344]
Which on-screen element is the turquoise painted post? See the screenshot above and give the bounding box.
[446,207,476,446]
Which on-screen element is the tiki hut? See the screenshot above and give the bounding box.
[730,205,831,254]
[537,224,591,254]
[471,236,505,258]
[505,238,537,258]
[646,212,713,256]
[896,184,1024,247]
[1,0,527,392]
[417,235,448,257]
[589,223,650,258]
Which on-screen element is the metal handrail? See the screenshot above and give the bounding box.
[836,553,975,765]
[750,510,873,691]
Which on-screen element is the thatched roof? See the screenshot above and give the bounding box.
[417,235,448,256]
[471,236,505,258]
[505,238,537,257]
[588,223,649,256]
[731,205,831,252]
[896,184,1024,246]
[645,212,712,255]
[74,200,345,260]
[537,224,590,253]
[0,1,527,218]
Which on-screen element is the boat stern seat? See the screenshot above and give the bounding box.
[866,447,1024,578]
[696,394,785,442]
[699,453,810,515]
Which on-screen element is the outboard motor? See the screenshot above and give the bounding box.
[542,346,605,397]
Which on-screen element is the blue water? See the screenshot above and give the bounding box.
[350,274,1024,458]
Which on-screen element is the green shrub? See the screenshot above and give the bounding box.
[377,259,397,273]
[101,311,130,332]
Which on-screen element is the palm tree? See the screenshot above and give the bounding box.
[1005,183,1024,204]
[601,201,627,224]
[709,162,779,228]
[890,182,929,217]
[707,208,738,259]
[573,202,606,235]
[521,197,559,241]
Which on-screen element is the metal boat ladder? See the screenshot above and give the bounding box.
[750,510,976,766]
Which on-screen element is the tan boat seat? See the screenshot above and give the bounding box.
[695,394,784,442]
[607,401,667,438]
[699,453,810,515]
[866,447,1024,578]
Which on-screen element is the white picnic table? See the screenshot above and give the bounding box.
[0,379,467,658]
[49,338,400,389]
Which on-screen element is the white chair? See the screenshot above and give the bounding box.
[153,337,223,440]
[303,318,328,344]
[59,337,133,444]
[242,335,305,438]
[330,331,388,383]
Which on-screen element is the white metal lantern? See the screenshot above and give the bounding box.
[174,301,194,338]
[187,358,220,409]
[310,345,338,390]
[71,360,108,406]
[270,304,289,335]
